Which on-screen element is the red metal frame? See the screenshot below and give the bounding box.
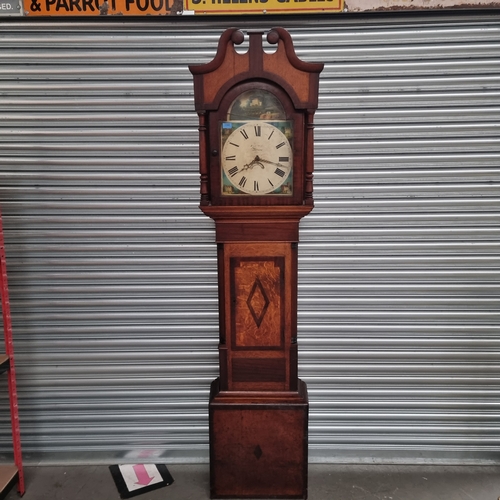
[0,209,25,496]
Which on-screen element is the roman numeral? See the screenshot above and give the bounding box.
[276,141,286,149]
[239,176,247,188]
[254,181,259,192]
[254,125,261,137]
[228,166,239,177]
[268,179,274,187]
[229,142,239,147]
[240,129,249,140]
[267,130,274,140]
[279,156,289,162]
[275,168,286,178]
[225,155,236,161]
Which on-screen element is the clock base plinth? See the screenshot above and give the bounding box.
[209,378,308,499]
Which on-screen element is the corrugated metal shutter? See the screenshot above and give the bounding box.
[303,14,500,464]
[0,12,499,464]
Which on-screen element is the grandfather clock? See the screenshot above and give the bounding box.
[189,28,323,499]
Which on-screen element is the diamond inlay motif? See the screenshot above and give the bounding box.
[246,278,270,327]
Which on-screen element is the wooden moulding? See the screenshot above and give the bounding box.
[189,28,323,113]
[200,205,313,242]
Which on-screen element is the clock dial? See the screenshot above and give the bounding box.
[221,121,293,196]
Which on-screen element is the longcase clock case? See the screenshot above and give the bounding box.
[189,28,323,499]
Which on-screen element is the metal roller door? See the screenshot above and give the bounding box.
[0,12,499,464]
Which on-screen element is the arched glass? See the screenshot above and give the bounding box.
[227,89,286,121]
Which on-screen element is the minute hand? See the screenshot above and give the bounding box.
[255,157,289,170]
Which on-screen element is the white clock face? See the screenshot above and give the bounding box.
[221,121,293,196]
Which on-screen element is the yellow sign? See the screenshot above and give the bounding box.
[184,0,342,14]
[24,0,341,14]
[24,0,176,15]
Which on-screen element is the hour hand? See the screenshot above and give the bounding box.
[242,156,264,170]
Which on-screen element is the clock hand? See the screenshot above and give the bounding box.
[242,156,265,171]
[242,161,256,171]
[254,156,288,170]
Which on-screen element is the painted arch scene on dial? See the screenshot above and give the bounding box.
[220,89,293,196]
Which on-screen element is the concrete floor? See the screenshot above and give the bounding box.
[4,464,500,500]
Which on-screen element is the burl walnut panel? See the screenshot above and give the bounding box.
[231,257,285,349]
